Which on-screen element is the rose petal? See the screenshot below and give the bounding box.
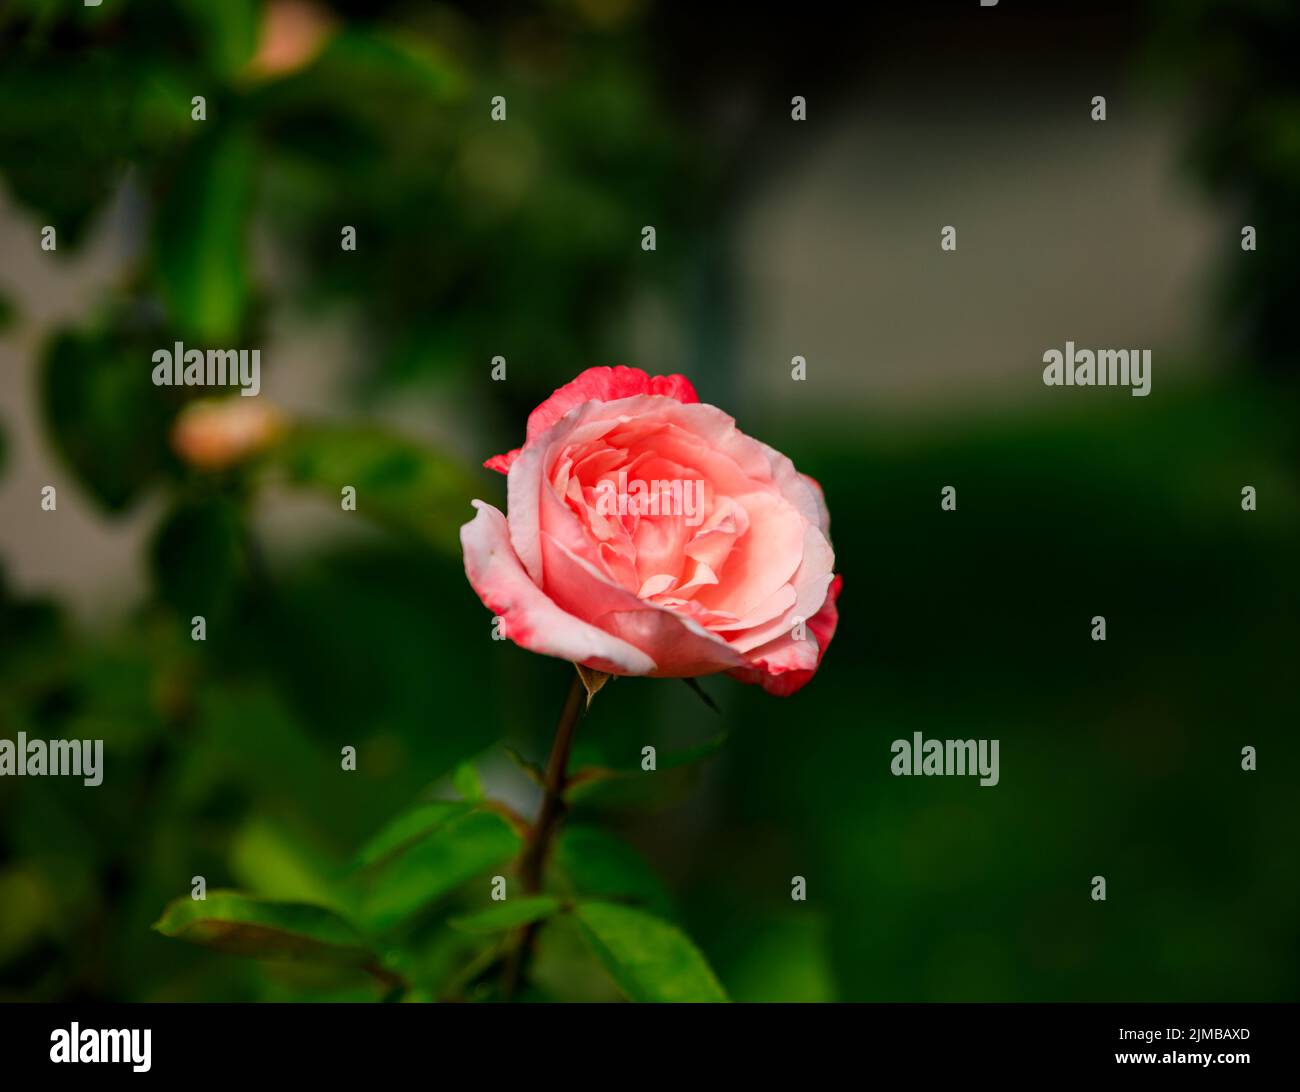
[485,366,698,473]
[726,522,835,653]
[540,530,745,677]
[729,575,842,696]
[461,500,656,674]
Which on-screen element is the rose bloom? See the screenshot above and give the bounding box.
[461,367,841,695]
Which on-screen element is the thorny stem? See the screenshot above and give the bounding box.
[502,670,586,999]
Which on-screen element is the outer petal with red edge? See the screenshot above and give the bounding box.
[727,574,842,696]
[485,366,699,474]
[460,500,657,675]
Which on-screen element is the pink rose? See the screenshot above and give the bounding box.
[461,366,841,695]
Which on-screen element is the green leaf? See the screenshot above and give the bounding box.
[354,801,470,868]
[0,53,128,247]
[357,810,521,932]
[152,890,374,969]
[266,424,479,556]
[554,826,674,918]
[40,324,176,513]
[452,761,485,802]
[449,895,561,935]
[155,125,256,342]
[573,901,729,1003]
[228,818,350,915]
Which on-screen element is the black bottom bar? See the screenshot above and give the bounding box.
[1,1001,1291,1079]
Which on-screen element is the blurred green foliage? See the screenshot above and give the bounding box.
[0,0,726,1003]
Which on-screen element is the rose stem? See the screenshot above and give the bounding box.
[502,669,586,998]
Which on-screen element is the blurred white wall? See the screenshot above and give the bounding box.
[734,89,1222,419]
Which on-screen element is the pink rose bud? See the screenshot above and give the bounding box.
[171,399,285,471]
[247,0,336,80]
[461,366,841,695]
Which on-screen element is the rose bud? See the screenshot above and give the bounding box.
[171,398,285,471]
